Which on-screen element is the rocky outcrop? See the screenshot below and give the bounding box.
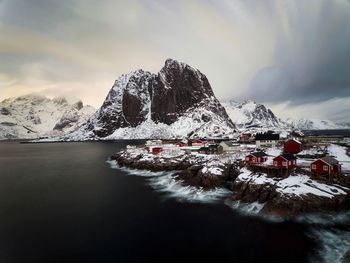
[110,152,191,172]
[230,170,350,217]
[343,249,350,263]
[110,150,236,189]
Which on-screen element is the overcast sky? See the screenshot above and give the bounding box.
[1,0,350,122]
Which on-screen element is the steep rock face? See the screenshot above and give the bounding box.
[0,94,95,139]
[221,100,287,129]
[61,59,235,140]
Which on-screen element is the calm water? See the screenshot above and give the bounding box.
[0,141,322,262]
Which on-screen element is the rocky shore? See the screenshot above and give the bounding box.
[110,147,350,218]
[110,149,238,190]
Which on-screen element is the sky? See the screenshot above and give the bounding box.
[0,0,350,122]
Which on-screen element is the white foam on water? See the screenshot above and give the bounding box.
[107,159,350,262]
[308,227,350,263]
[147,174,232,204]
[224,200,284,223]
[295,211,350,226]
[294,211,350,263]
[107,159,232,203]
[106,160,175,177]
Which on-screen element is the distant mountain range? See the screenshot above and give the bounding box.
[221,100,350,131]
[0,94,95,140]
[1,59,349,141]
[285,118,350,130]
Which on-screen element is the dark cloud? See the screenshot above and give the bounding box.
[243,0,350,105]
[1,0,350,121]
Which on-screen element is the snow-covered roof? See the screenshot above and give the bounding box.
[274,153,297,161]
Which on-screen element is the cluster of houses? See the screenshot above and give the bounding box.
[144,132,343,175]
[245,138,342,175]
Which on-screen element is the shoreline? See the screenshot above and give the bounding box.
[111,147,350,218]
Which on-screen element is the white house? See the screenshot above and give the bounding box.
[219,141,240,151]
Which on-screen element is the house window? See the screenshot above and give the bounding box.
[282,161,287,166]
[289,161,291,165]
[274,161,278,166]
[312,164,316,169]
[246,157,249,161]
[323,165,329,171]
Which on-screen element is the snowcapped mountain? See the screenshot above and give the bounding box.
[221,100,287,130]
[0,94,95,139]
[54,59,235,141]
[286,118,350,130]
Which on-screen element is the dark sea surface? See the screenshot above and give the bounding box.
[0,141,348,263]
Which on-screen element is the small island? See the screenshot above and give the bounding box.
[110,134,350,218]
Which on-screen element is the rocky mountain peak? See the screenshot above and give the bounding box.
[61,59,235,140]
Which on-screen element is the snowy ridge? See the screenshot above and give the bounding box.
[0,94,95,139]
[286,118,350,130]
[221,100,288,130]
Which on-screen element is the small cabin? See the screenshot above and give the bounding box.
[198,144,223,155]
[152,147,163,154]
[220,141,240,152]
[245,151,268,164]
[239,135,250,143]
[273,154,297,169]
[192,140,203,147]
[310,157,341,174]
[176,142,186,147]
[208,144,223,154]
[284,139,302,153]
[198,147,209,154]
[146,140,162,146]
[255,133,280,148]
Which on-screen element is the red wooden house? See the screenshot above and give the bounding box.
[152,147,163,154]
[284,139,302,153]
[176,142,186,147]
[310,157,341,174]
[192,140,203,147]
[245,151,268,164]
[273,154,297,168]
[239,135,250,143]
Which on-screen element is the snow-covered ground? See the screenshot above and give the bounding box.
[237,168,348,198]
[327,144,350,170]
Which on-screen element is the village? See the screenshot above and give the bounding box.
[110,131,350,217]
[138,132,350,180]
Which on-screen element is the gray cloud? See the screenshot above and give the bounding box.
[0,0,350,121]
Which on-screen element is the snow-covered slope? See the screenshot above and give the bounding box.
[221,100,287,129]
[53,59,235,141]
[0,94,95,139]
[286,118,350,130]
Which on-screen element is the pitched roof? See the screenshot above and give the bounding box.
[221,141,239,147]
[286,139,302,144]
[277,153,297,160]
[250,151,268,158]
[320,156,339,165]
[255,133,280,141]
